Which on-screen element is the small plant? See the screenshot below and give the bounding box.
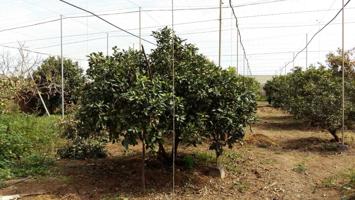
[293,162,307,174]
[233,180,250,193]
[320,168,355,199]
[322,176,337,188]
[222,151,243,174]
[194,152,215,165]
[321,143,347,151]
[57,137,107,160]
[182,155,194,170]
[342,169,355,191]
[11,154,54,177]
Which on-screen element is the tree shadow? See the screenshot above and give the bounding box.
[281,137,346,153]
[255,120,310,131]
[48,153,213,199]
[259,115,293,121]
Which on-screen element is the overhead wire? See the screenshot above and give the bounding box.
[2,6,355,35]
[281,0,352,71]
[58,0,156,46]
[140,0,291,12]
[0,43,86,61]
[229,0,252,75]
[20,0,98,33]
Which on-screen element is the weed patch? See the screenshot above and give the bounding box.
[293,162,307,174]
[0,114,60,180]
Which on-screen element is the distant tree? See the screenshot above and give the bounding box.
[326,48,355,78]
[17,56,85,114]
[265,66,353,142]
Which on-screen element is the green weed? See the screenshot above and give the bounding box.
[182,155,194,170]
[233,180,250,193]
[292,162,307,174]
[193,151,215,165]
[0,113,61,180]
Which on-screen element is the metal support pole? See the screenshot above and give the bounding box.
[218,0,222,67]
[293,52,295,69]
[60,14,64,119]
[139,6,142,51]
[243,54,245,76]
[106,32,109,56]
[306,34,308,69]
[317,20,321,61]
[230,12,233,67]
[236,26,239,75]
[341,0,345,144]
[171,0,176,197]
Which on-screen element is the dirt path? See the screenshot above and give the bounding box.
[1,103,354,200]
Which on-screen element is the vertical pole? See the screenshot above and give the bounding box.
[341,0,345,144]
[106,32,109,56]
[306,34,308,69]
[236,27,239,74]
[171,0,176,198]
[230,12,233,67]
[243,54,245,76]
[218,0,222,67]
[317,20,321,61]
[139,7,142,51]
[60,14,64,119]
[293,52,295,69]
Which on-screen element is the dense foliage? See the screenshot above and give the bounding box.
[227,67,262,100]
[0,77,29,114]
[74,28,257,161]
[0,114,60,180]
[57,137,107,160]
[16,56,85,115]
[264,52,355,142]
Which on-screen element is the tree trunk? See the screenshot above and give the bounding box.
[329,129,340,142]
[157,142,170,165]
[170,137,180,161]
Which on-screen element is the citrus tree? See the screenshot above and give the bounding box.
[17,56,85,114]
[74,27,257,163]
[265,65,353,142]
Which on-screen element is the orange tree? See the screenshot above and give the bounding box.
[74,28,257,163]
[265,66,353,142]
[17,56,85,115]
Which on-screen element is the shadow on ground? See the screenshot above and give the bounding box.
[281,137,348,153]
[255,120,311,131]
[0,153,215,200]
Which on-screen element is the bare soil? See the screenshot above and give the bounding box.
[1,102,354,200]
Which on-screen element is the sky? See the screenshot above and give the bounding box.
[0,0,354,75]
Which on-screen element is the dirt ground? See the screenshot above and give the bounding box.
[1,102,355,200]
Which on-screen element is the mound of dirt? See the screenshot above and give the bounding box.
[244,134,278,148]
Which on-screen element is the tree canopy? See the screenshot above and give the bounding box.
[16,56,85,114]
[74,27,257,161]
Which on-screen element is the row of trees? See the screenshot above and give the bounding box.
[264,49,355,142]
